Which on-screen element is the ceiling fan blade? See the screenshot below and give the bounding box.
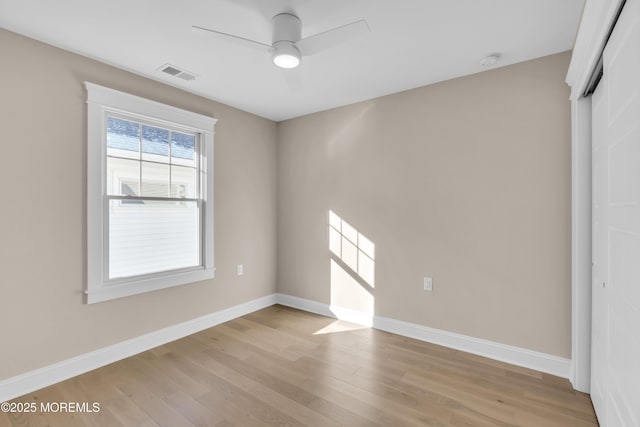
[192,25,272,51]
[296,19,370,56]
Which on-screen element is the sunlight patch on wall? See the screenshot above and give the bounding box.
[329,210,375,321]
[329,210,375,286]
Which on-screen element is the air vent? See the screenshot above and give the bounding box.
[158,63,197,82]
[176,72,196,81]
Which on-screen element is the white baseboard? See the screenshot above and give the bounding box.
[0,294,277,403]
[373,315,571,378]
[275,293,373,326]
[275,293,335,318]
[275,293,571,379]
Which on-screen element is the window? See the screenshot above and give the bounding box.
[86,82,216,303]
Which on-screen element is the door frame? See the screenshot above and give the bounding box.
[566,0,626,393]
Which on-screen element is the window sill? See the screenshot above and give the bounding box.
[86,267,215,304]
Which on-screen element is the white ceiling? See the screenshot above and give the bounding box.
[0,0,584,121]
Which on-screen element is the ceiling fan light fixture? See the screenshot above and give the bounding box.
[194,12,369,71]
[272,41,301,68]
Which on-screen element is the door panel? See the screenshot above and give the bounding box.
[591,0,640,425]
[590,79,607,421]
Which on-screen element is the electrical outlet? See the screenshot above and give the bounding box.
[424,277,433,291]
[237,264,244,276]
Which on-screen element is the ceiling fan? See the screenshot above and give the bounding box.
[192,13,370,69]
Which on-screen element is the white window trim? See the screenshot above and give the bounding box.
[85,82,216,304]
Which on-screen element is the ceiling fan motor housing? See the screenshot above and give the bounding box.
[272,13,302,43]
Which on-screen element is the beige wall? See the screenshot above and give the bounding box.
[277,52,572,357]
[0,29,277,380]
[0,25,572,382]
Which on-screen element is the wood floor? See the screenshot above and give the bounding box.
[1,305,598,427]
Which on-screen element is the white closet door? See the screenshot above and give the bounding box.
[591,0,640,425]
[590,70,607,422]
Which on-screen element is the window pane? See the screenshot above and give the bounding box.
[171,132,196,167]
[141,125,169,162]
[141,162,169,197]
[107,117,139,159]
[107,157,139,196]
[171,166,197,198]
[108,200,200,279]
